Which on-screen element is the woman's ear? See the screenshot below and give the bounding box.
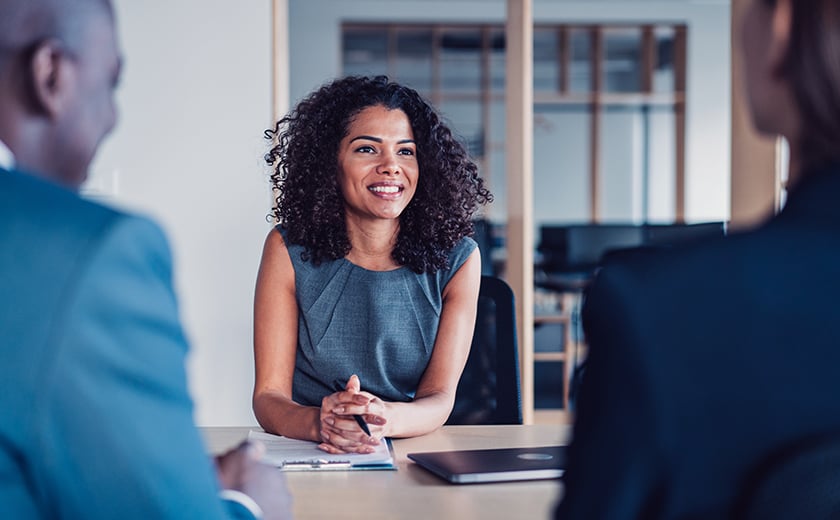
[27,39,75,119]
[768,0,793,79]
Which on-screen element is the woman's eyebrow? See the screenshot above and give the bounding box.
[349,135,382,143]
[349,136,416,145]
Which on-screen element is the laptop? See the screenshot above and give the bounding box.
[407,445,565,484]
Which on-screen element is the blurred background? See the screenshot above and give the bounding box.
[86,0,774,427]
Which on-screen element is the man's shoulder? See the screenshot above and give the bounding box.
[1,168,170,292]
[1,168,121,232]
[0,168,165,246]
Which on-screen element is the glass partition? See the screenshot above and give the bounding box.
[342,29,387,77]
[396,30,434,93]
[602,28,642,93]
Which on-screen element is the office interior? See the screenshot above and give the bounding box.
[86,0,780,427]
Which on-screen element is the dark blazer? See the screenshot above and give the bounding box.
[556,163,840,519]
[0,169,254,518]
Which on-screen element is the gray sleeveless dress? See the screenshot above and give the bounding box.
[277,226,477,406]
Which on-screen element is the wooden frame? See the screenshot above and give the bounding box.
[505,0,535,424]
[271,0,290,123]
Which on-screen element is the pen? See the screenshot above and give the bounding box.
[333,380,372,436]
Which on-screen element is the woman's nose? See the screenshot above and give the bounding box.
[376,152,401,175]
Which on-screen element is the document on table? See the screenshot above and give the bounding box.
[247,430,396,471]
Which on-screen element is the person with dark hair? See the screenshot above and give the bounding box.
[253,75,492,453]
[556,0,840,518]
[0,0,289,518]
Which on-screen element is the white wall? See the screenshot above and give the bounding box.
[87,0,274,426]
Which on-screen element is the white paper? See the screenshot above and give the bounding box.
[247,430,394,470]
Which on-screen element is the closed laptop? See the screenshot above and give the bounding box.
[408,445,565,484]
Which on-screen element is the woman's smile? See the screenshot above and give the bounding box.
[368,181,404,199]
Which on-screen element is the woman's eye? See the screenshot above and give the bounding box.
[355,145,375,153]
[398,148,415,156]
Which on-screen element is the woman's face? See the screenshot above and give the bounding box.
[337,105,419,223]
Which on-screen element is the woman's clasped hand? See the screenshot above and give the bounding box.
[318,375,388,454]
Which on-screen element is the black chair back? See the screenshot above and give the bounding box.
[446,276,522,425]
[471,218,496,276]
[537,222,727,276]
[733,432,840,519]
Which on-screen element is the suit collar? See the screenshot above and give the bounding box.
[778,162,840,223]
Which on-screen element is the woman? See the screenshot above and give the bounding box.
[556,0,840,518]
[253,76,492,454]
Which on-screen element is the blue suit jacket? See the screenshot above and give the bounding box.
[556,163,840,519]
[0,169,254,518]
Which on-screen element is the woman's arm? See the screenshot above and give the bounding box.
[319,248,482,451]
[252,229,321,441]
[386,247,482,435]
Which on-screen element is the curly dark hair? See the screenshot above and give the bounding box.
[265,75,492,273]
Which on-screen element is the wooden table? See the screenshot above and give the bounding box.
[202,425,569,520]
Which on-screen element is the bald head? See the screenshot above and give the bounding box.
[0,0,113,64]
[0,0,120,189]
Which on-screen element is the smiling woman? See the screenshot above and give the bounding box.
[254,76,492,454]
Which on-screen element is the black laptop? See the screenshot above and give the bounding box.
[407,445,565,484]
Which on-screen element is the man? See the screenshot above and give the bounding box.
[0,0,290,518]
[557,0,840,518]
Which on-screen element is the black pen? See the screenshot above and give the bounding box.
[333,380,372,436]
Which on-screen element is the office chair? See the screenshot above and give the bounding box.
[733,432,840,519]
[471,218,496,276]
[537,224,644,276]
[643,221,726,247]
[446,275,523,425]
